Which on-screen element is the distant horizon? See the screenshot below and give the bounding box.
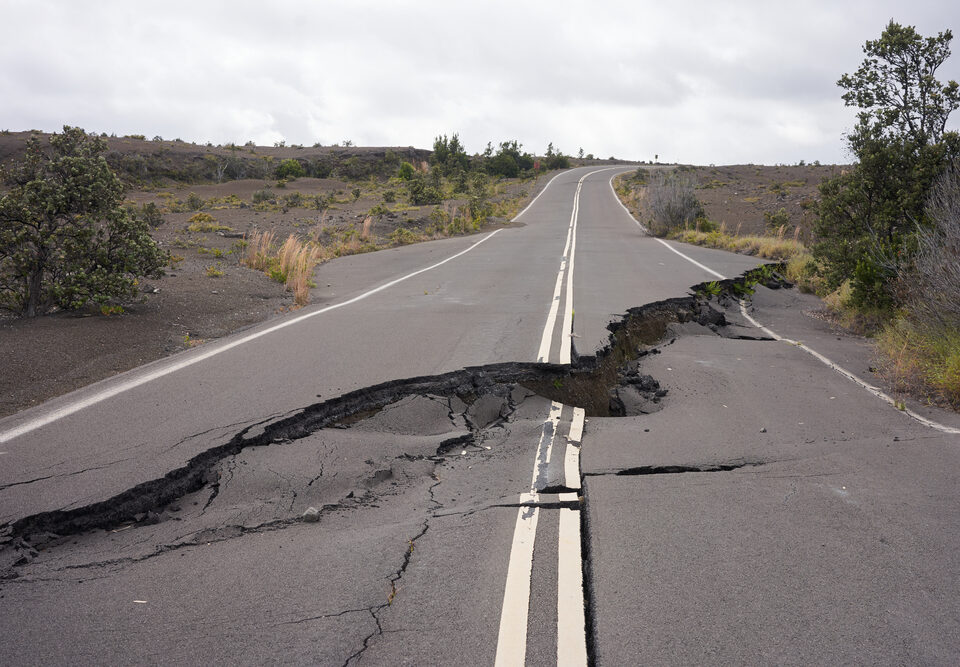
[0,127,855,168]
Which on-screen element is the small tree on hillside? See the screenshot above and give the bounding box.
[0,126,168,317]
[275,158,305,180]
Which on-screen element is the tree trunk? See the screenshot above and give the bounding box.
[24,267,43,317]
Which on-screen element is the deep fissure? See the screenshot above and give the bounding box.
[1,265,788,561]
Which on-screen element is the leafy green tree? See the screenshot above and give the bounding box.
[0,126,167,317]
[397,161,416,181]
[839,22,959,147]
[405,172,443,205]
[543,142,571,170]
[816,21,960,307]
[485,140,534,177]
[430,133,470,175]
[275,158,305,180]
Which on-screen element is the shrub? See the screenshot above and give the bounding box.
[276,158,305,180]
[897,163,960,329]
[252,188,273,204]
[382,189,396,203]
[398,161,416,180]
[186,192,204,211]
[282,191,303,208]
[763,207,791,231]
[543,142,571,170]
[186,212,230,232]
[645,170,704,236]
[127,202,164,227]
[389,227,421,245]
[406,173,443,205]
[0,126,167,316]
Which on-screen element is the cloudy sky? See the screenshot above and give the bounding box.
[2,0,959,164]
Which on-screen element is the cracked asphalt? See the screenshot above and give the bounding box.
[2,166,960,665]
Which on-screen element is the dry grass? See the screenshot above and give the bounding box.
[242,229,276,271]
[671,228,806,260]
[877,318,960,408]
[241,230,325,306]
[671,227,824,294]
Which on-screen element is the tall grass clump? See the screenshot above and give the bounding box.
[241,230,324,306]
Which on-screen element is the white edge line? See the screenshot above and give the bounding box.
[608,170,650,234]
[739,302,960,435]
[616,196,960,436]
[0,229,505,444]
[557,506,588,667]
[654,238,726,280]
[653,239,959,435]
[513,170,569,221]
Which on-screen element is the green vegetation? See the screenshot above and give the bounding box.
[811,21,960,406]
[275,158,305,180]
[205,263,224,278]
[186,212,231,233]
[0,126,167,316]
[815,21,959,310]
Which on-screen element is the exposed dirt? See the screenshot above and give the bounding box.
[688,163,844,240]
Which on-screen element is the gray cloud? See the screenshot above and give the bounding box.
[2,0,958,164]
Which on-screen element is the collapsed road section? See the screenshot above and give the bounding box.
[0,265,791,665]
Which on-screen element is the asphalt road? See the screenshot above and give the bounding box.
[2,166,959,665]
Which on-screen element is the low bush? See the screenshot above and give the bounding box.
[276,158,305,180]
[186,212,231,233]
[186,192,204,211]
[252,188,273,204]
[398,162,416,180]
[645,170,704,236]
[406,173,443,205]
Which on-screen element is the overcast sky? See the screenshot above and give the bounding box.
[2,0,959,164]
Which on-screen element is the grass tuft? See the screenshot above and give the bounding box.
[241,231,325,306]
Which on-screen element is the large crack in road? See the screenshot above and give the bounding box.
[0,264,789,664]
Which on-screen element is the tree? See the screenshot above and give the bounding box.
[275,158,305,180]
[839,22,959,147]
[485,140,534,177]
[543,142,571,170]
[430,133,471,176]
[0,126,168,317]
[815,21,960,307]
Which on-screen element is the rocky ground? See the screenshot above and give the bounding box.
[689,163,843,240]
